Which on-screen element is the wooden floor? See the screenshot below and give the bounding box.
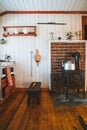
[0,88,87,130]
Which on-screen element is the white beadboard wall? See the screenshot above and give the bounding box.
[0,14,87,88]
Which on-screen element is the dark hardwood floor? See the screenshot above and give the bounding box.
[0,88,87,130]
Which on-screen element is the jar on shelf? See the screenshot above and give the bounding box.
[14,29,19,34]
[23,28,28,34]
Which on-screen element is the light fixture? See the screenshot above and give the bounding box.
[34,49,41,66]
[37,22,66,25]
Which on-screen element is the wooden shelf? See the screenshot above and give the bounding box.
[3,33,37,37]
[3,26,37,37]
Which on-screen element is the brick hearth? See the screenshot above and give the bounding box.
[51,42,85,91]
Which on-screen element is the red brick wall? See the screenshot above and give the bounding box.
[51,42,85,91]
[51,42,85,73]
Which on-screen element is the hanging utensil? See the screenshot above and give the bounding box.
[30,51,33,77]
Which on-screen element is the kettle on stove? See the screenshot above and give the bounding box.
[62,61,75,70]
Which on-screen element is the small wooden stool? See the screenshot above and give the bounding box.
[27,82,41,105]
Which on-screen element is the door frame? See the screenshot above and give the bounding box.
[82,16,87,40]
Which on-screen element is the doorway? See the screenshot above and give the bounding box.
[82,16,87,40]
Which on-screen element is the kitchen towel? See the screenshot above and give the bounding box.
[5,66,13,86]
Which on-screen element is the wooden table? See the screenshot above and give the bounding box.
[27,82,41,105]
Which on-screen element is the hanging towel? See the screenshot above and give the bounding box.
[5,66,13,86]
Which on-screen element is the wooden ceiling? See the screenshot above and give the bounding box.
[0,0,87,15]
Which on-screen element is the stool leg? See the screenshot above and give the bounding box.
[27,96,31,106]
[37,96,40,104]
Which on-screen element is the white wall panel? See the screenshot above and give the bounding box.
[0,13,87,88]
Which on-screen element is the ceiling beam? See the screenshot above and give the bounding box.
[0,11,87,16]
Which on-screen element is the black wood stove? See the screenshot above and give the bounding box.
[51,51,85,99]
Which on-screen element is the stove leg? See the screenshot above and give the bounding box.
[65,89,68,100]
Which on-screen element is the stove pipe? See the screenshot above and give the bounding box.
[72,52,81,70]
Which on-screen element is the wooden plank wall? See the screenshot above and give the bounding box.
[0,14,87,88]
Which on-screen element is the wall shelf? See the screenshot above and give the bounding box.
[3,26,37,37]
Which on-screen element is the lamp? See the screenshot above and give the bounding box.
[34,49,41,66]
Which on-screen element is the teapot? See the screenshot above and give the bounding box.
[62,61,75,70]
